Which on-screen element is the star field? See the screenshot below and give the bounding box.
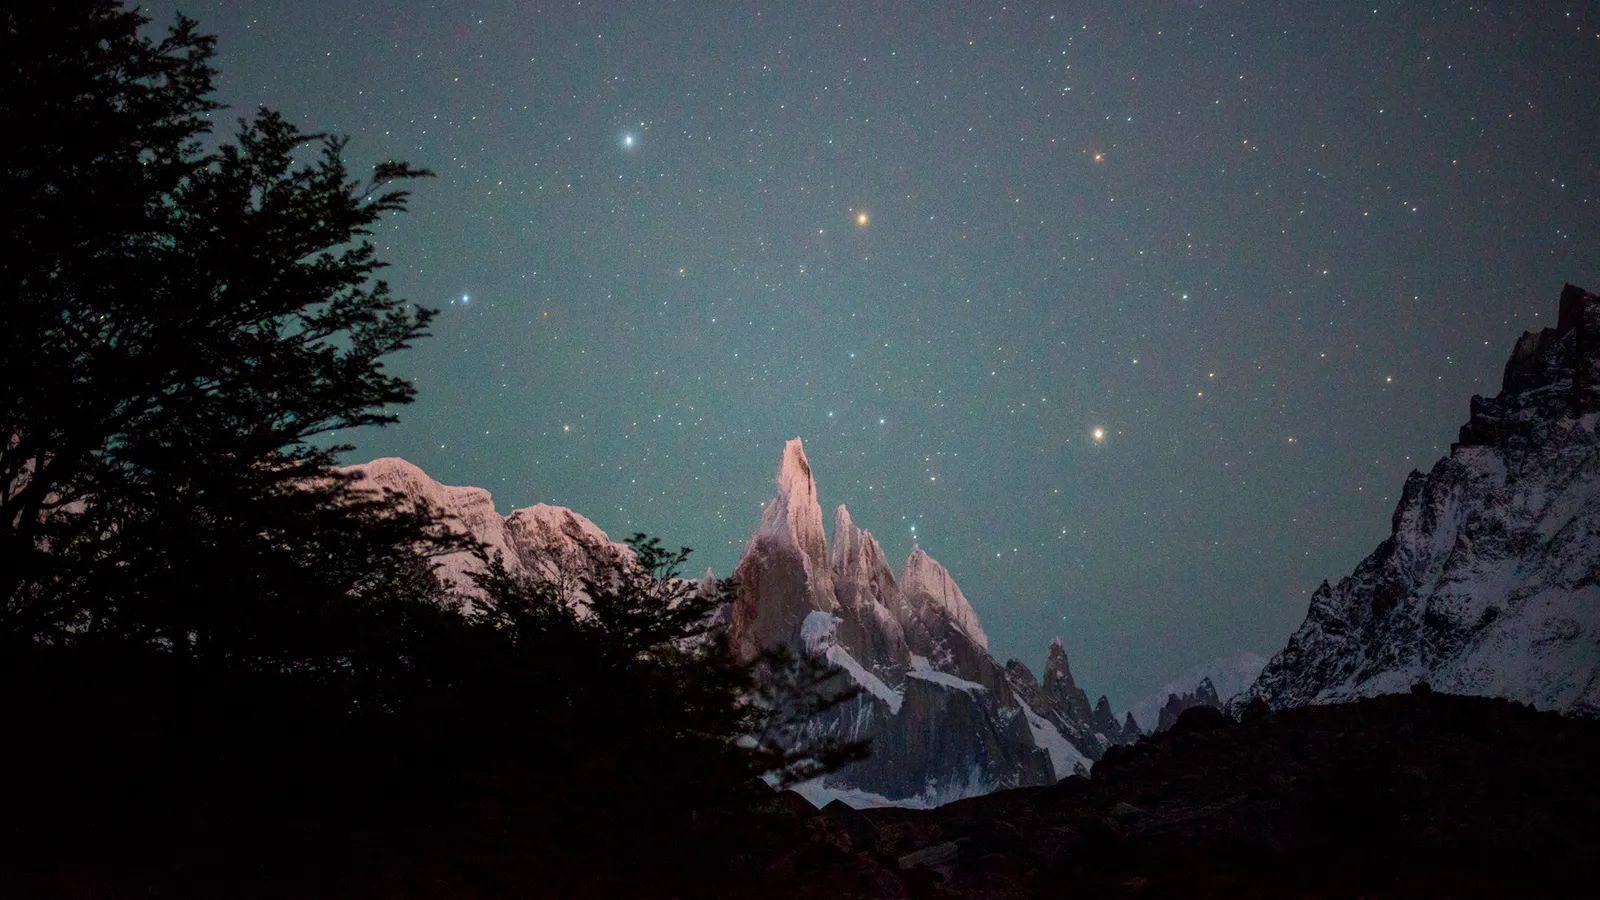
[147,1,1600,706]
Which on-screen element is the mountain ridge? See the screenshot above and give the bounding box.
[1243,283,1600,715]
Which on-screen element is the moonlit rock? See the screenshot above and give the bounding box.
[340,457,511,594]
[729,438,838,658]
[339,457,629,604]
[755,437,831,577]
[1244,284,1600,715]
[900,544,989,651]
[829,503,911,669]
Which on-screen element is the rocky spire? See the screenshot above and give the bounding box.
[1041,637,1094,726]
[755,437,830,578]
[729,438,838,657]
[828,503,868,575]
[900,544,989,650]
[1092,695,1121,736]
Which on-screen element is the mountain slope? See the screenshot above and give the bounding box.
[1245,284,1600,714]
[339,457,631,601]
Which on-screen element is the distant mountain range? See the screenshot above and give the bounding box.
[342,282,1600,808]
[347,438,1141,808]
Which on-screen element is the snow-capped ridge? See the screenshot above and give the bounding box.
[1246,283,1600,715]
[339,457,629,599]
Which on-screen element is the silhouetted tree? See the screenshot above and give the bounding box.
[0,1,444,655]
[439,535,867,891]
[0,5,866,894]
[0,2,474,880]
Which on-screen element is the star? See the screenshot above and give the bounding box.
[855,210,869,228]
[621,132,637,149]
[1091,426,1106,443]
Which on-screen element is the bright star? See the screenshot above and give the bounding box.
[459,293,471,305]
[621,132,637,149]
[1091,426,1106,443]
[855,210,869,227]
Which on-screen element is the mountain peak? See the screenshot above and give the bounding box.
[1556,282,1596,333]
[829,503,878,574]
[834,502,854,533]
[1250,283,1600,715]
[776,436,814,499]
[730,439,836,658]
[901,546,989,650]
[754,437,828,574]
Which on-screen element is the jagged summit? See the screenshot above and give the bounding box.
[1246,283,1600,715]
[754,437,829,574]
[827,503,866,571]
[339,457,627,598]
[901,544,989,650]
[730,440,838,659]
[828,502,912,671]
[1042,636,1094,724]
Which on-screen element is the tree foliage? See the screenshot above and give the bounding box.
[465,534,866,798]
[1,1,442,646]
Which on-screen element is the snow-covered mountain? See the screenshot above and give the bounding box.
[345,441,1138,809]
[339,457,631,601]
[1244,284,1600,715]
[732,439,1137,807]
[1128,652,1267,733]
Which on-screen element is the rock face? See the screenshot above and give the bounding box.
[730,439,839,660]
[1245,284,1600,715]
[736,439,1134,807]
[1003,638,1138,761]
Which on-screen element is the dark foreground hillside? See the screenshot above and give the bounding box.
[3,689,1595,898]
[760,691,1600,899]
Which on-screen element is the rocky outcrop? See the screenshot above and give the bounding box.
[1245,284,1600,715]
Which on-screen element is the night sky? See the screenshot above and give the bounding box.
[144,1,1600,707]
